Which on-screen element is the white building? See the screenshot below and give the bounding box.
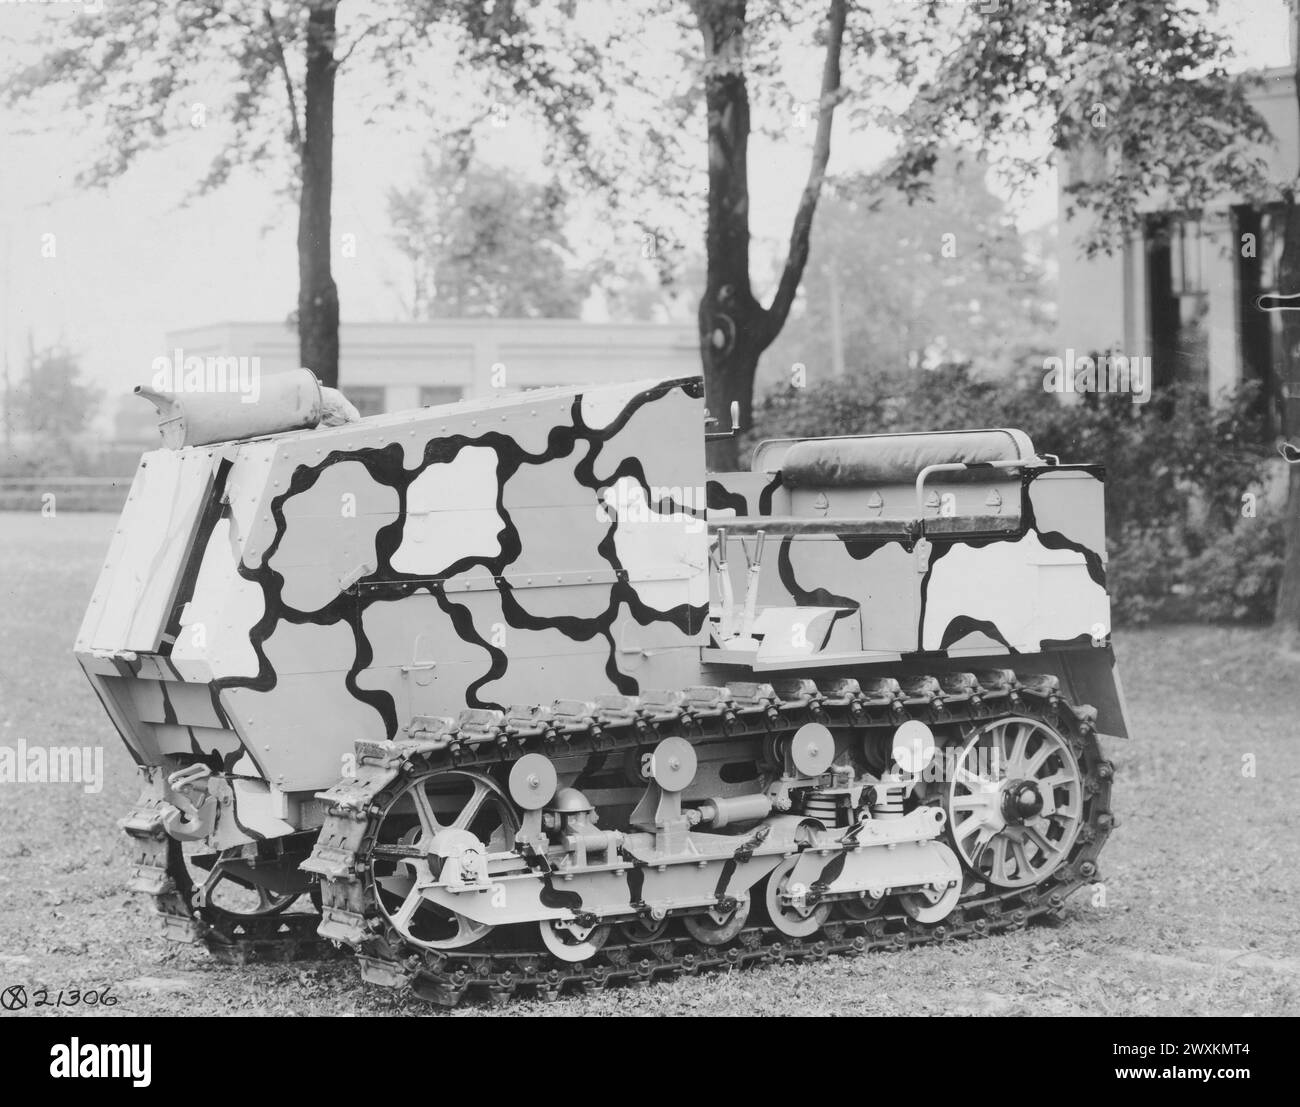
[163,319,700,418]
[1057,66,1298,430]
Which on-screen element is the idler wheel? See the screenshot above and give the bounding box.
[945,716,1083,889]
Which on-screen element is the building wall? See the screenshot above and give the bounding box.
[1057,198,1136,360]
[1056,67,1298,399]
[163,319,700,416]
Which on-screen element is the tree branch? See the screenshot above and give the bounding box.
[264,5,303,155]
[205,1,258,36]
[335,17,412,70]
[764,0,846,339]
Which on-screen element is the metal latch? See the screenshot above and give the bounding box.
[914,536,932,574]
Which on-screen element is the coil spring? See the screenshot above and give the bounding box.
[870,781,908,819]
[802,792,845,827]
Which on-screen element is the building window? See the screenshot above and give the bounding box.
[1168,219,1206,296]
[348,387,385,418]
[1145,214,1209,393]
[1236,203,1287,437]
[420,385,463,407]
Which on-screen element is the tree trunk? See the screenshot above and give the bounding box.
[693,0,846,471]
[1274,10,1300,648]
[1273,194,1300,644]
[298,2,340,388]
[696,0,758,471]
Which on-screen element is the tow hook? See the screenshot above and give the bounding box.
[159,764,217,841]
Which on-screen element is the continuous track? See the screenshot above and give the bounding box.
[120,669,1113,1003]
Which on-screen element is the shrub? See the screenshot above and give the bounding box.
[1104,524,1189,627]
[1179,515,1285,624]
[746,367,1279,625]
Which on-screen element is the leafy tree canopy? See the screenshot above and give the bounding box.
[388,151,592,318]
[763,149,1055,390]
[11,345,101,444]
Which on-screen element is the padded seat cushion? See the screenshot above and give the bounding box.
[776,429,1035,488]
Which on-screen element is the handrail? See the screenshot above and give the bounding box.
[709,516,918,538]
[914,459,1027,517]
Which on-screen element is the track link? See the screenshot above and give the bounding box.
[306,669,1116,1005]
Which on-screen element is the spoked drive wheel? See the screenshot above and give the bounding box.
[946,716,1084,889]
[368,769,519,951]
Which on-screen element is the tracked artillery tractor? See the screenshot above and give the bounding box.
[77,372,1123,1004]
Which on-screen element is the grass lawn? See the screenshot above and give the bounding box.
[1,510,1297,1016]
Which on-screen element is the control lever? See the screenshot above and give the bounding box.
[705,400,742,442]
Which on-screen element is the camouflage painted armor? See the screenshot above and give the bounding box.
[78,374,1122,1001]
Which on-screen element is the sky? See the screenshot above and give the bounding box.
[0,0,1294,427]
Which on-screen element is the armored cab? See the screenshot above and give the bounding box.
[78,373,1121,1001]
